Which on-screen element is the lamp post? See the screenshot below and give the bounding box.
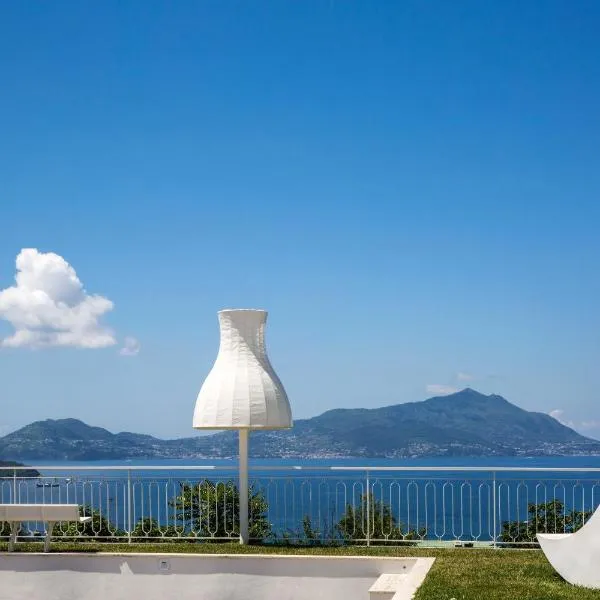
[193,309,292,544]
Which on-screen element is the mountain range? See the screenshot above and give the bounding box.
[1,389,598,460]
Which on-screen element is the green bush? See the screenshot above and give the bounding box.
[62,505,125,540]
[336,492,424,544]
[501,499,591,546]
[273,515,333,546]
[170,480,272,541]
[1,521,11,537]
[131,517,185,541]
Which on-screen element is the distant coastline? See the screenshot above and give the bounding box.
[25,455,600,471]
[0,461,40,477]
[1,389,598,462]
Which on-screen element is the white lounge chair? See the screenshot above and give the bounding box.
[537,505,600,589]
[0,504,91,552]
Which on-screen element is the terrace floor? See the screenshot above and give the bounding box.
[1,542,600,600]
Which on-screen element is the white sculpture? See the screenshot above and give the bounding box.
[538,506,600,588]
[193,309,291,430]
[193,309,292,544]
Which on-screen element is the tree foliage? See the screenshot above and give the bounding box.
[336,492,423,544]
[275,515,331,546]
[62,505,124,539]
[132,517,182,541]
[170,479,271,541]
[0,521,11,537]
[501,500,591,546]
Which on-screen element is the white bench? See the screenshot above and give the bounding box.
[0,504,91,552]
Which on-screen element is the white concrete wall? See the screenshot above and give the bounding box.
[0,553,432,600]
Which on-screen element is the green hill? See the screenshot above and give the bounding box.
[0,389,597,460]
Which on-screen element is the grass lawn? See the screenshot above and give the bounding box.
[1,542,599,600]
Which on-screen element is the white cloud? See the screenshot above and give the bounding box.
[550,411,600,437]
[549,409,576,429]
[0,248,116,349]
[120,336,141,357]
[426,384,458,396]
[457,372,474,381]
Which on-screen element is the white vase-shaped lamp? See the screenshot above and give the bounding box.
[193,309,291,430]
[193,309,292,544]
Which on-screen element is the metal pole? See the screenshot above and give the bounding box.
[127,470,132,544]
[366,470,371,547]
[492,471,497,549]
[12,468,17,503]
[239,429,249,545]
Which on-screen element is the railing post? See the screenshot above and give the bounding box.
[239,429,249,545]
[127,469,132,544]
[492,471,497,549]
[366,470,370,547]
[12,468,17,503]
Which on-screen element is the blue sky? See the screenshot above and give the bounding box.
[0,1,599,439]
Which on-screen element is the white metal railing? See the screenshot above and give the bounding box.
[1,465,599,547]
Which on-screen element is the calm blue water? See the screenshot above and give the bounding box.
[26,455,600,469]
[4,456,600,542]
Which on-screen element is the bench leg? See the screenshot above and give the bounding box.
[44,522,55,553]
[8,522,19,552]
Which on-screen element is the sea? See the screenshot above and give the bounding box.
[4,455,600,542]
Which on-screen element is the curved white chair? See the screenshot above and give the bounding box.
[538,505,600,588]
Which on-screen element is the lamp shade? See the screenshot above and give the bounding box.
[193,309,292,429]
